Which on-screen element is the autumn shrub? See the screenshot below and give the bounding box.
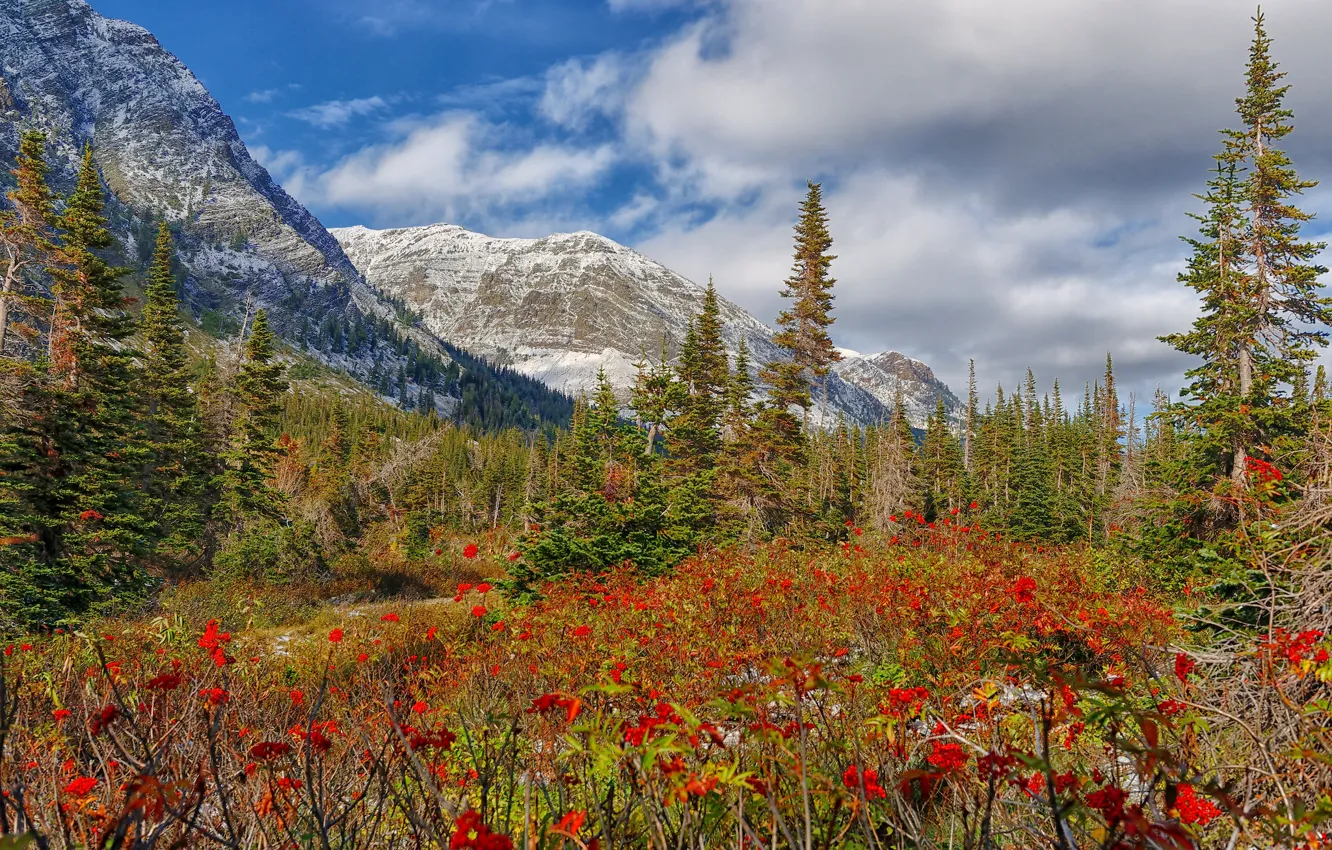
[0,537,1327,849]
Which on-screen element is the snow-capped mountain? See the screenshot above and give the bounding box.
[334,223,954,428]
[0,0,367,330]
[834,349,963,428]
[0,0,571,418]
[0,0,950,428]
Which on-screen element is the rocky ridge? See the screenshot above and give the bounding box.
[0,0,503,415]
[334,223,957,428]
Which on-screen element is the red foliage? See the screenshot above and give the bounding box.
[449,810,511,850]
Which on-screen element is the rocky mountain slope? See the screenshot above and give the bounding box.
[834,350,963,427]
[334,224,956,428]
[0,0,360,331]
[0,0,568,425]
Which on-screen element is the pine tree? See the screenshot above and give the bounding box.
[139,222,208,564]
[0,130,57,358]
[715,338,763,539]
[1226,12,1331,478]
[753,183,842,533]
[218,310,288,527]
[515,370,691,596]
[915,396,966,520]
[865,391,917,529]
[0,146,151,626]
[630,341,679,457]
[48,146,136,383]
[1007,437,1055,542]
[724,338,754,441]
[1166,13,1331,495]
[761,181,842,430]
[671,280,729,472]
[963,359,977,472]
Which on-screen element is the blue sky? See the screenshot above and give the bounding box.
[91,0,1332,400]
[95,0,693,234]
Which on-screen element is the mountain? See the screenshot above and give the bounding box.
[834,350,963,428]
[333,223,952,428]
[0,0,568,427]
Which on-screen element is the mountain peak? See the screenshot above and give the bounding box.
[333,220,955,427]
[0,0,570,425]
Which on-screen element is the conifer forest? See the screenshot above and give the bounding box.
[0,8,1330,850]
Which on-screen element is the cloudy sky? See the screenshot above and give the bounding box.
[97,0,1332,404]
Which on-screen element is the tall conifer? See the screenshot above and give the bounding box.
[218,310,288,526]
[0,131,56,358]
[139,222,208,562]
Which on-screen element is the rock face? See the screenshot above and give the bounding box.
[334,223,956,428]
[0,0,362,322]
[834,350,963,429]
[0,0,478,411]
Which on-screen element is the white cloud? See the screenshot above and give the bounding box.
[283,0,1332,399]
[244,88,280,104]
[288,96,390,128]
[540,53,631,130]
[584,0,1332,397]
[297,112,616,227]
[633,170,1199,395]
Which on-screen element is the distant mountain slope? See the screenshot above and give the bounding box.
[0,0,569,427]
[834,350,963,427]
[334,223,958,428]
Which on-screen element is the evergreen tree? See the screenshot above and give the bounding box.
[0,131,56,358]
[0,146,151,626]
[915,396,966,520]
[139,222,209,564]
[514,370,691,597]
[753,182,842,532]
[963,359,977,472]
[1226,12,1331,480]
[715,339,763,539]
[217,310,288,527]
[1007,437,1055,542]
[761,181,842,429]
[671,281,729,471]
[1165,12,1331,494]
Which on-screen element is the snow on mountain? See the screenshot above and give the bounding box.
[834,350,963,428]
[334,223,956,427]
[0,0,472,409]
[0,0,953,427]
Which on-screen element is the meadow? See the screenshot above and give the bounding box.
[2,518,1327,849]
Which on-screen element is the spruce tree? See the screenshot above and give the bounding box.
[0,146,150,625]
[1007,438,1055,542]
[218,310,288,527]
[753,183,842,532]
[630,341,679,457]
[515,370,691,596]
[963,359,977,472]
[1165,13,1330,493]
[715,338,762,539]
[761,181,842,430]
[915,396,966,520]
[671,281,729,471]
[1228,12,1330,472]
[0,130,57,358]
[139,222,208,564]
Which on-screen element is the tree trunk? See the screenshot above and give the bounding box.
[1234,341,1253,486]
[0,268,11,357]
